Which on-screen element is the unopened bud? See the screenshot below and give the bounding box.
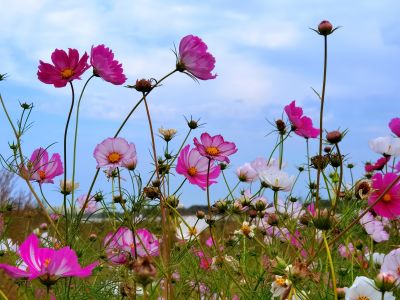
[275,119,286,135]
[267,213,279,226]
[131,78,153,93]
[131,256,157,287]
[324,146,332,153]
[196,210,205,219]
[39,223,48,231]
[375,273,397,292]
[326,130,342,144]
[166,196,179,208]
[318,20,333,36]
[89,233,97,242]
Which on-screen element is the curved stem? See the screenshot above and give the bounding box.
[71,75,95,207]
[63,82,75,243]
[323,232,337,300]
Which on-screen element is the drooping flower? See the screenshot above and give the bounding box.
[369,136,400,157]
[103,227,159,264]
[258,168,295,192]
[93,137,137,170]
[0,234,98,281]
[284,101,320,139]
[236,163,258,182]
[389,118,400,137]
[176,144,221,190]
[90,44,127,85]
[193,132,237,163]
[37,48,89,88]
[380,248,400,281]
[368,172,400,219]
[60,179,79,195]
[365,157,390,173]
[77,194,98,214]
[25,148,63,184]
[177,35,217,80]
[359,211,389,242]
[345,276,395,300]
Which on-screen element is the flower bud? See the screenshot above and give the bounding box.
[113,195,125,204]
[39,223,48,231]
[152,179,161,187]
[94,192,104,202]
[185,116,201,129]
[311,155,330,170]
[248,209,258,219]
[89,233,97,242]
[132,78,153,93]
[318,20,333,36]
[60,179,79,195]
[324,146,332,153]
[267,213,279,226]
[214,200,228,214]
[299,213,310,226]
[196,210,205,219]
[375,273,397,292]
[254,199,267,211]
[312,209,332,230]
[205,215,216,226]
[20,102,33,110]
[158,127,177,142]
[131,256,157,287]
[143,186,160,199]
[166,196,180,208]
[275,119,286,135]
[336,288,346,299]
[326,130,342,144]
[329,153,343,168]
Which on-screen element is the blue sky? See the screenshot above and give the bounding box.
[0,0,399,207]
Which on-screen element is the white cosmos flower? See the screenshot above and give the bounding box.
[0,238,18,253]
[176,215,208,241]
[369,136,400,157]
[345,276,395,300]
[236,163,258,182]
[365,252,385,266]
[259,168,294,192]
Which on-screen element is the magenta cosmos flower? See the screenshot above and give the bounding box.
[177,35,217,80]
[37,48,89,88]
[24,148,63,184]
[93,137,137,169]
[103,227,159,264]
[389,118,400,138]
[284,101,320,139]
[176,144,221,190]
[91,44,127,85]
[193,132,237,163]
[0,234,98,282]
[369,172,400,219]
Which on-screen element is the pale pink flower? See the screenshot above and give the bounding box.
[284,101,319,139]
[0,234,98,281]
[236,163,258,182]
[26,148,63,184]
[389,118,400,138]
[259,168,295,192]
[91,44,127,85]
[381,248,400,280]
[176,144,221,190]
[177,35,217,80]
[368,172,400,219]
[93,137,137,169]
[194,132,237,163]
[103,227,159,264]
[359,211,389,242]
[338,243,355,258]
[37,48,89,88]
[345,276,395,300]
[77,194,98,214]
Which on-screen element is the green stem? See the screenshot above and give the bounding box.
[323,232,337,300]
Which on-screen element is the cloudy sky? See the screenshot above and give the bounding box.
[0,0,399,207]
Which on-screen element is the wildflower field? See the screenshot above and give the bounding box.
[1,18,400,300]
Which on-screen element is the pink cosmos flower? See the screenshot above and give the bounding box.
[359,211,389,243]
[176,144,221,190]
[380,248,400,280]
[37,48,89,88]
[103,227,159,264]
[177,35,217,80]
[193,132,237,163]
[365,157,390,173]
[193,249,212,270]
[389,118,400,137]
[368,172,400,219]
[236,163,258,182]
[93,137,137,169]
[396,161,400,173]
[25,148,63,184]
[0,234,98,281]
[284,101,320,139]
[77,194,98,214]
[91,44,127,85]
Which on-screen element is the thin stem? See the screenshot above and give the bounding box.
[71,75,95,207]
[323,232,338,300]
[315,35,328,210]
[63,82,76,244]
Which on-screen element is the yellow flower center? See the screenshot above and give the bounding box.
[275,277,286,286]
[44,258,51,268]
[60,68,74,79]
[241,224,251,236]
[357,296,370,300]
[108,152,121,163]
[188,226,197,236]
[205,146,219,156]
[188,166,197,176]
[130,243,135,250]
[38,170,46,180]
[383,193,392,202]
